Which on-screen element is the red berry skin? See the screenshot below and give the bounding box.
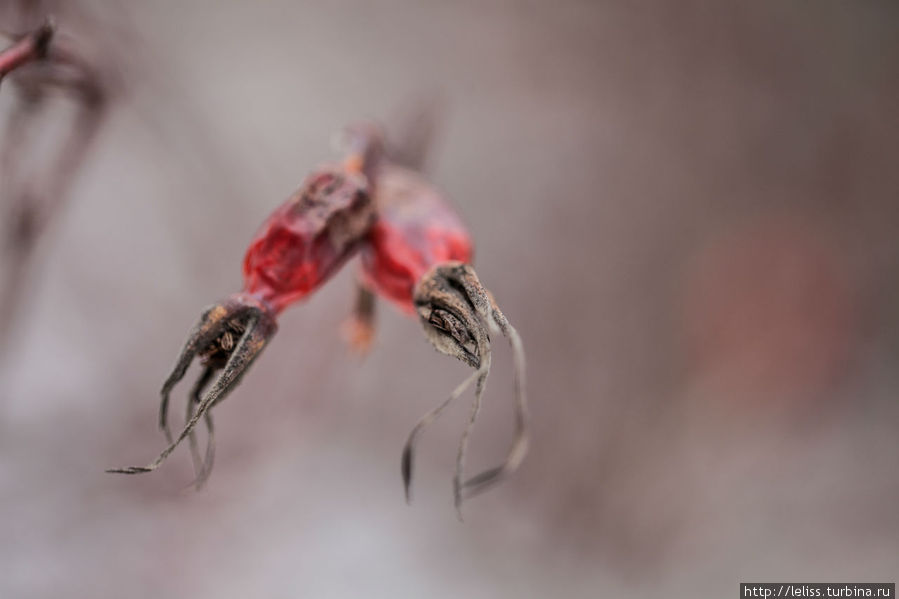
[243,167,375,314]
[360,166,472,313]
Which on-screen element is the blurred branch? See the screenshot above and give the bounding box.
[0,6,117,357]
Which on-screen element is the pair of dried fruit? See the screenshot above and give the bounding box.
[111,119,528,514]
[4,20,528,515]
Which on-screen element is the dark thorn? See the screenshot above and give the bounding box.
[105,466,152,474]
[462,466,504,498]
[401,445,413,504]
[34,18,55,59]
[454,478,464,522]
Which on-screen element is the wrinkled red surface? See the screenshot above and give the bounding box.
[243,170,369,313]
[361,167,472,313]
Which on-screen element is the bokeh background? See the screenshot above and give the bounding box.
[1,1,898,597]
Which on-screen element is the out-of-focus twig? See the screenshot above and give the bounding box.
[0,6,117,359]
[0,19,53,85]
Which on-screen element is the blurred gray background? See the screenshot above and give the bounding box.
[1,1,898,597]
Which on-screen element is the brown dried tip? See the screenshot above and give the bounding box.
[402,262,529,516]
[107,293,277,486]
